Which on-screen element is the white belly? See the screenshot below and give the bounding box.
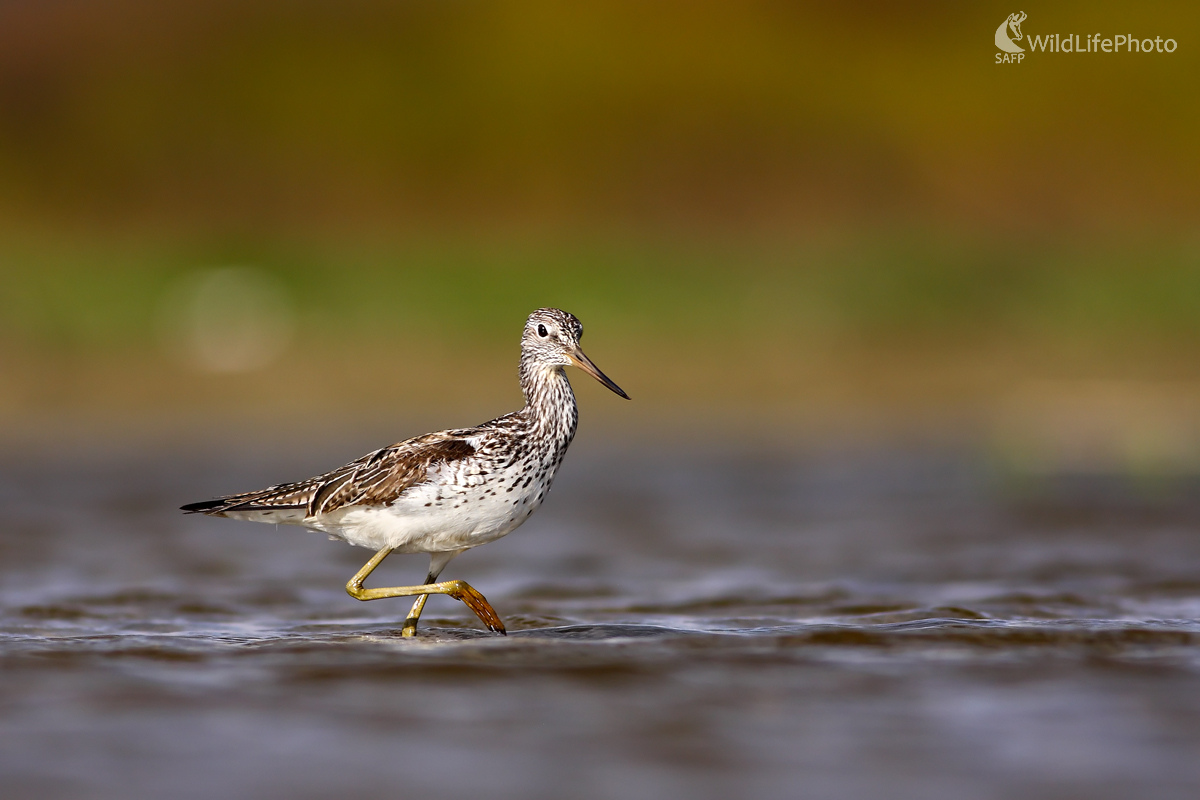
[294,456,558,553]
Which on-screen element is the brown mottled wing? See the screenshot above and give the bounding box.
[305,434,476,515]
[181,433,477,517]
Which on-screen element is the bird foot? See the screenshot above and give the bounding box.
[443,580,507,635]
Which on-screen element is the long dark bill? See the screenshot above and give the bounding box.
[569,347,630,400]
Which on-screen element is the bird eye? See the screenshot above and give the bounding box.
[537,324,548,337]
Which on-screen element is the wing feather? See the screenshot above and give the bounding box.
[181,433,478,518]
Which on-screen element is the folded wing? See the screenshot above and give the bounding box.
[180,434,477,519]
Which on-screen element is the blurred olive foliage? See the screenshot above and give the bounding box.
[0,1,1198,424]
[1,1,1195,231]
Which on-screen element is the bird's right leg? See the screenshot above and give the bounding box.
[345,547,505,636]
[400,551,462,637]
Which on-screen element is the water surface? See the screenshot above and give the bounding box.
[3,435,1199,799]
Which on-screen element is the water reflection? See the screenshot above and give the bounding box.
[2,438,1199,800]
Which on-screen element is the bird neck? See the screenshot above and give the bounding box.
[519,355,579,442]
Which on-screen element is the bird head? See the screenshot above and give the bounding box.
[521,308,629,399]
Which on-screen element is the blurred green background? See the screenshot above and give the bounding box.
[1,1,1198,469]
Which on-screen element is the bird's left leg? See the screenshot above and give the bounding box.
[345,547,502,636]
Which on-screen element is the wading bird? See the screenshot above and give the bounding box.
[182,308,628,636]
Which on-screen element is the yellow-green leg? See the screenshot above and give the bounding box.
[404,593,431,637]
[344,547,506,636]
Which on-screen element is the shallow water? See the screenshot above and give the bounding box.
[3,434,1200,800]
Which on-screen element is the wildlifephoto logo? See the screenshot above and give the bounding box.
[995,11,1178,64]
[995,11,1027,57]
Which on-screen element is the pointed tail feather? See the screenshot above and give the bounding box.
[180,498,229,514]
